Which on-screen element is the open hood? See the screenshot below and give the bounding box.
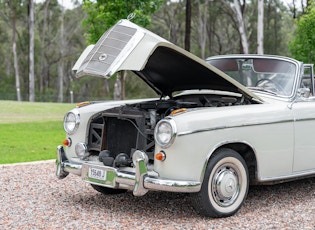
[73,20,262,101]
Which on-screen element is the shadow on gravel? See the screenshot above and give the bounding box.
[69,189,198,218]
[242,177,315,213]
[63,176,315,219]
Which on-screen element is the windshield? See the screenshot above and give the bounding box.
[207,57,297,97]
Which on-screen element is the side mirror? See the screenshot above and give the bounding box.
[297,88,311,98]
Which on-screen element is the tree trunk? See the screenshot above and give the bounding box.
[57,3,64,103]
[197,0,209,59]
[113,71,127,100]
[233,0,249,54]
[29,0,35,102]
[257,0,264,54]
[120,70,126,100]
[12,8,21,101]
[185,0,191,51]
[104,79,110,96]
[39,0,50,93]
[114,75,122,100]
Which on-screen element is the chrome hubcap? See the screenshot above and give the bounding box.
[212,164,240,207]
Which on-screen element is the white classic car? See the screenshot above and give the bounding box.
[56,19,315,218]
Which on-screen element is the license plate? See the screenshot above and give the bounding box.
[88,167,106,181]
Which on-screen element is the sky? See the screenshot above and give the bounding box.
[59,0,82,9]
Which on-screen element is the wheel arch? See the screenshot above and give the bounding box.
[200,142,258,185]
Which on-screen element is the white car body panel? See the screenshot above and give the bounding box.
[292,98,315,172]
[154,102,295,181]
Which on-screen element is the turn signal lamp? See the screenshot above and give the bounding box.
[155,151,166,161]
[62,138,72,147]
[171,108,187,115]
[76,101,91,108]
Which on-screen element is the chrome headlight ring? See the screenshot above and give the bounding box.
[63,109,80,135]
[154,119,177,148]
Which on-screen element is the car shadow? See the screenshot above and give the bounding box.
[241,177,315,214]
[63,176,315,219]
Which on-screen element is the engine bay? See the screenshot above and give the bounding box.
[87,92,255,168]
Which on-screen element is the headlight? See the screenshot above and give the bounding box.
[154,119,177,148]
[64,110,80,134]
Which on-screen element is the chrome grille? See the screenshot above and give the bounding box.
[77,24,137,78]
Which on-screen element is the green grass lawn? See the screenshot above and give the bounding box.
[0,100,75,164]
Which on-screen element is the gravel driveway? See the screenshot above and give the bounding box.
[1,161,315,229]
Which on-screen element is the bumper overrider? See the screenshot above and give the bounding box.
[56,146,201,196]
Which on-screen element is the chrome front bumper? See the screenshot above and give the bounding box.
[56,146,201,196]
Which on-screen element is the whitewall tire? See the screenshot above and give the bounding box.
[193,148,249,218]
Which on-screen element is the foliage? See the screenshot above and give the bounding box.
[82,0,163,44]
[150,0,186,46]
[289,5,315,63]
[0,0,308,103]
[0,0,87,102]
[150,0,294,58]
[124,71,157,99]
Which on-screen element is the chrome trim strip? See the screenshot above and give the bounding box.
[178,117,315,137]
[258,169,315,183]
[177,119,293,136]
[295,117,315,122]
[144,177,201,193]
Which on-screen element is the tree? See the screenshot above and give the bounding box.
[0,0,303,102]
[219,0,249,54]
[0,0,26,101]
[57,1,65,103]
[289,4,315,63]
[38,0,51,94]
[150,0,186,46]
[29,0,35,102]
[185,0,191,51]
[83,0,163,44]
[12,3,22,101]
[35,0,86,102]
[196,0,209,59]
[82,0,163,100]
[257,0,264,54]
[233,0,249,54]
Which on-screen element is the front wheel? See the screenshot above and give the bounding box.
[192,148,249,218]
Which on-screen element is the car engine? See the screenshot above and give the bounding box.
[87,93,255,167]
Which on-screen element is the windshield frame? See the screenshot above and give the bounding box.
[206,55,301,100]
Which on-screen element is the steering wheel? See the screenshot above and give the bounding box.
[255,78,284,94]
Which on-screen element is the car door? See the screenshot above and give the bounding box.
[293,64,315,172]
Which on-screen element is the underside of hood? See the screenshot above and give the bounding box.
[73,19,262,102]
[135,46,245,97]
